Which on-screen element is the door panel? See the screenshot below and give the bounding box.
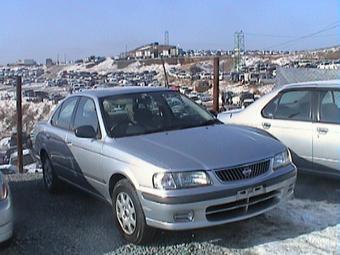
[260,119,313,170]
[65,96,106,196]
[45,127,71,178]
[259,89,314,170]
[313,90,340,174]
[313,123,340,173]
[48,96,79,179]
[66,133,105,195]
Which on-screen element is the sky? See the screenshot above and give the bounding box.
[0,0,339,64]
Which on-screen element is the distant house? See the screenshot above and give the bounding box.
[16,59,37,66]
[46,58,54,66]
[126,42,179,59]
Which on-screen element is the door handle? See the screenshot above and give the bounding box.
[46,134,50,140]
[262,122,271,129]
[317,127,328,135]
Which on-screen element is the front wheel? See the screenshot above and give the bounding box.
[112,179,155,244]
[42,156,60,193]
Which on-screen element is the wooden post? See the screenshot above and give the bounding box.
[16,76,23,174]
[161,56,169,88]
[213,57,220,112]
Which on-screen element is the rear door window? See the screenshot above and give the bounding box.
[55,97,79,130]
[319,90,340,124]
[51,106,61,126]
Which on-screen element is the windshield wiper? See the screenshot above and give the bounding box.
[131,119,223,136]
[165,119,223,131]
[199,118,223,127]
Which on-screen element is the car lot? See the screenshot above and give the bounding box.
[0,173,339,254]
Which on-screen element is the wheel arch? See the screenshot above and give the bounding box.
[40,148,49,162]
[109,173,133,198]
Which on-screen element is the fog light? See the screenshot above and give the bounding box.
[173,210,194,222]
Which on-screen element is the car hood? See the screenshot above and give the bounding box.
[114,124,285,171]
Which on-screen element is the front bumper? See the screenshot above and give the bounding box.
[139,164,296,230]
[0,191,13,242]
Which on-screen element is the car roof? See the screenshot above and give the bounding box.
[281,79,340,90]
[72,86,173,99]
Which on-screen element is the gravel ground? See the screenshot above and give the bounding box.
[0,173,339,255]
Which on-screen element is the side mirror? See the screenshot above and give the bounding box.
[209,110,218,117]
[75,125,97,139]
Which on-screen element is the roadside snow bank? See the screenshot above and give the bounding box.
[111,198,339,255]
[246,198,339,255]
[0,99,54,137]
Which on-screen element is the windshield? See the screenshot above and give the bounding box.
[100,91,220,138]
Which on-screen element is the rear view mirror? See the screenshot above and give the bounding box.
[75,126,97,139]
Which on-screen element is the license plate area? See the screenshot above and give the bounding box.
[237,185,264,199]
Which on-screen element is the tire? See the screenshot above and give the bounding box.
[42,155,60,193]
[112,179,155,244]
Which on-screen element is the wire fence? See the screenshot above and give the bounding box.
[275,67,340,88]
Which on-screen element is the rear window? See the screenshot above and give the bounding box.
[319,90,340,124]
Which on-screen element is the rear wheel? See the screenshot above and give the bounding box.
[42,155,60,193]
[112,179,155,244]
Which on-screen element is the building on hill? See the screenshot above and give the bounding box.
[46,58,54,66]
[16,59,37,66]
[126,42,179,60]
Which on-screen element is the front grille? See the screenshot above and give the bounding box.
[215,159,270,182]
[206,190,280,221]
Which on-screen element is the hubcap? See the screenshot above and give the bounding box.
[116,192,136,235]
[44,161,53,187]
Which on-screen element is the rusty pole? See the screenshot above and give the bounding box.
[213,57,220,112]
[161,56,169,88]
[16,76,24,174]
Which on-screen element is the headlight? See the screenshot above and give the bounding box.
[273,150,291,170]
[153,171,211,190]
[0,180,8,200]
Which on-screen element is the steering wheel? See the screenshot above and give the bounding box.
[110,119,134,136]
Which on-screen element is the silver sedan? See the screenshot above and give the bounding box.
[32,87,296,244]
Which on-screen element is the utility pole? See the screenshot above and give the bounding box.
[16,76,23,174]
[161,56,169,88]
[213,57,220,113]
[234,31,245,72]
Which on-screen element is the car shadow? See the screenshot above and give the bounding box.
[1,173,339,254]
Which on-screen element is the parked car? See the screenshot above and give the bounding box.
[0,172,13,243]
[242,98,255,109]
[218,80,340,177]
[6,149,40,173]
[32,87,296,244]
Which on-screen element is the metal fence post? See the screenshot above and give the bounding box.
[213,57,220,112]
[16,76,24,174]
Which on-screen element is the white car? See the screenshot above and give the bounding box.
[218,80,340,177]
